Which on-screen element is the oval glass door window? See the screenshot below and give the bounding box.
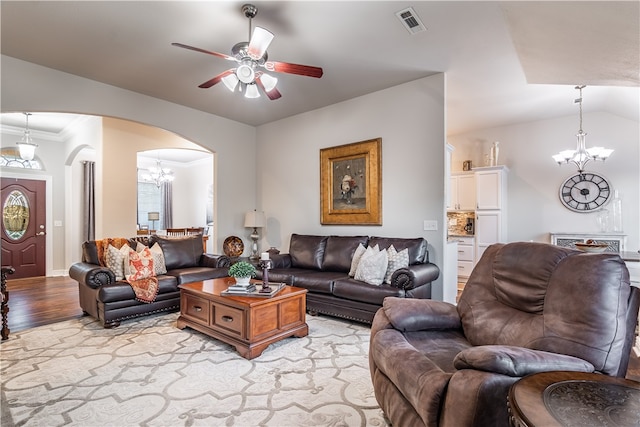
[3,190,29,240]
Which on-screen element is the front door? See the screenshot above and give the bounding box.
[1,178,46,279]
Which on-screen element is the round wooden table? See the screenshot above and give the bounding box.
[508,371,640,427]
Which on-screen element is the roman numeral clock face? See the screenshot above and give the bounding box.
[559,172,612,212]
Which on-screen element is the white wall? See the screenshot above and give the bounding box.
[171,157,214,229]
[448,112,639,251]
[1,55,256,257]
[257,74,447,299]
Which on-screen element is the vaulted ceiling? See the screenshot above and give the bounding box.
[1,1,638,135]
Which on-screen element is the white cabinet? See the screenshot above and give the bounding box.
[475,166,507,210]
[449,173,476,211]
[474,166,508,261]
[476,211,503,261]
[452,236,475,281]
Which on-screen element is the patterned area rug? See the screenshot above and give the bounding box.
[0,313,390,427]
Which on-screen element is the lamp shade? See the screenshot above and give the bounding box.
[148,212,160,221]
[244,210,265,228]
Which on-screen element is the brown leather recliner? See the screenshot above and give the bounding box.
[369,242,640,427]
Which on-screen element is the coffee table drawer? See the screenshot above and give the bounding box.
[212,303,245,338]
[183,294,210,324]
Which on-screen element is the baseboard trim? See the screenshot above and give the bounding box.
[51,270,69,277]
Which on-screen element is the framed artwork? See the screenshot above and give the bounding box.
[320,138,382,225]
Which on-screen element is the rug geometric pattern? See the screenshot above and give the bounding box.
[0,312,390,426]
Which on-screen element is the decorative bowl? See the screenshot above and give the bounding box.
[574,243,608,253]
[223,236,244,257]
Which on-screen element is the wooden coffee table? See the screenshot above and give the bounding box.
[177,278,308,359]
[508,371,640,426]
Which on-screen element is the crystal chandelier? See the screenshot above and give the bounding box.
[142,159,174,188]
[552,85,613,174]
[15,113,38,161]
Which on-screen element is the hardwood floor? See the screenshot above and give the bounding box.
[2,275,640,382]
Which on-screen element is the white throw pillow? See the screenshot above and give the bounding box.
[354,246,388,286]
[348,243,367,277]
[384,245,410,284]
[149,243,167,275]
[105,243,130,281]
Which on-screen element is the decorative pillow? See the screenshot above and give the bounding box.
[384,245,410,284]
[105,243,131,281]
[149,243,167,275]
[348,243,367,277]
[126,247,155,282]
[354,246,388,286]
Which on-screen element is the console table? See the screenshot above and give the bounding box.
[1,266,15,340]
[508,371,640,427]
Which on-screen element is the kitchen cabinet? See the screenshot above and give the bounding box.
[451,236,475,282]
[449,173,476,211]
[474,166,508,261]
[475,166,507,210]
[476,211,503,261]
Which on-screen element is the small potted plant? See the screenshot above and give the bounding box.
[228,261,256,286]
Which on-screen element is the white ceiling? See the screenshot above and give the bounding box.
[1,1,638,136]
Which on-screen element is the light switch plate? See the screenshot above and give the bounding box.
[54,220,63,227]
[423,220,438,231]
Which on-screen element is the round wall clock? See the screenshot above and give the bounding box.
[559,172,612,213]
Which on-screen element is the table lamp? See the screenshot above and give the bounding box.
[148,212,160,230]
[244,210,265,260]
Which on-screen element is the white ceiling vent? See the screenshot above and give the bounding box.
[396,7,426,34]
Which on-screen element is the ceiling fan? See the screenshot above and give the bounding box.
[172,3,323,100]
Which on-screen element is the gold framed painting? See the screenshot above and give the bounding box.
[320,138,382,225]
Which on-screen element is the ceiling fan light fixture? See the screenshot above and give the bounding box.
[236,63,255,84]
[260,73,278,92]
[244,83,260,98]
[222,73,239,92]
[247,26,274,60]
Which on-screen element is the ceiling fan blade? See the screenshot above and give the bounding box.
[247,27,274,60]
[256,75,282,100]
[198,69,235,89]
[264,61,323,78]
[171,42,236,61]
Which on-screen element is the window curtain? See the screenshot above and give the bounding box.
[82,161,95,241]
[161,181,173,230]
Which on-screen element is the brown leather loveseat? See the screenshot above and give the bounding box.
[69,234,230,328]
[369,242,640,426]
[259,234,440,323]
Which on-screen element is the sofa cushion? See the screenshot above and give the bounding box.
[369,237,428,265]
[349,243,367,277]
[322,235,369,272]
[333,278,405,304]
[354,246,388,285]
[289,234,328,270]
[293,271,348,294]
[105,244,131,281]
[150,235,203,270]
[98,275,178,303]
[384,246,410,284]
[166,266,229,285]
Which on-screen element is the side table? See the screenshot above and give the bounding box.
[508,371,640,427]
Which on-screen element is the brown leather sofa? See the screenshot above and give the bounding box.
[369,242,640,427]
[258,234,440,323]
[69,235,230,328]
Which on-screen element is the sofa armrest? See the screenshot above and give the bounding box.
[382,297,461,332]
[68,262,115,289]
[453,345,595,377]
[199,254,231,268]
[390,262,440,290]
[269,253,292,269]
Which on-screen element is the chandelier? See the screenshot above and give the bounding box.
[552,85,613,174]
[142,159,174,188]
[15,113,38,161]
